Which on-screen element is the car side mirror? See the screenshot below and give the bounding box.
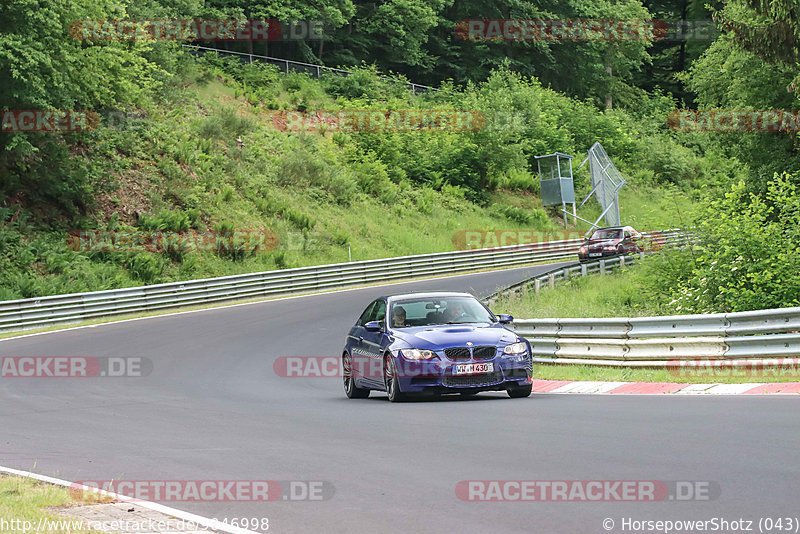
[496,314,513,324]
[364,321,382,332]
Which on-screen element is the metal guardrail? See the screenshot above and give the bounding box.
[0,238,589,334]
[182,45,440,94]
[0,229,686,334]
[513,307,800,365]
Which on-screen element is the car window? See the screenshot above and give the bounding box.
[590,229,622,240]
[389,297,493,328]
[357,301,376,325]
[370,300,386,324]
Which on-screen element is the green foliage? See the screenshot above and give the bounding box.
[0,24,717,300]
[491,205,549,226]
[278,146,358,205]
[213,220,247,262]
[126,253,164,283]
[651,174,800,312]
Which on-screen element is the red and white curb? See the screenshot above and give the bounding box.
[0,465,259,534]
[532,379,800,395]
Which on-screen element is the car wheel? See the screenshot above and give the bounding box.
[343,352,369,399]
[507,384,533,398]
[617,245,624,255]
[384,354,407,402]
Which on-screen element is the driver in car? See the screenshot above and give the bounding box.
[392,306,407,328]
[443,302,466,323]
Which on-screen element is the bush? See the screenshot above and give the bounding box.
[649,173,800,313]
[491,205,550,226]
[126,253,164,283]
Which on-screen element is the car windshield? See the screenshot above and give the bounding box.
[589,229,622,240]
[389,297,494,328]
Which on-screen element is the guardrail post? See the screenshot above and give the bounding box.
[599,259,606,275]
[620,255,626,268]
[534,279,541,293]
[548,273,555,289]
[581,263,587,276]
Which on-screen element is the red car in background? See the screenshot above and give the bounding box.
[578,226,643,262]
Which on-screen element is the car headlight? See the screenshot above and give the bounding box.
[399,348,435,360]
[580,246,587,254]
[503,342,527,355]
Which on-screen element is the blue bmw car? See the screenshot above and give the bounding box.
[342,292,533,401]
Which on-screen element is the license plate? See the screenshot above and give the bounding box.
[453,362,494,375]
[589,252,602,257]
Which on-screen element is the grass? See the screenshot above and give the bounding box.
[495,266,663,319]
[0,475,107,533]
[532,363,800,384]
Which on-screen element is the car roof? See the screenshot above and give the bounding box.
[382,292,475,301]
[589,226,637,232]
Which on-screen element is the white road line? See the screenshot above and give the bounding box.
[0,465,259,534]
[672,383,720,394]
[703,383,764,395]
[549,381,628,394]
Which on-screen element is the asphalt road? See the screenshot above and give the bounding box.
[1,262,798,534]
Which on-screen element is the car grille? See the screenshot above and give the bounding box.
[443,371,504,387]
[444,347,471,361]
[472,346,496,360]
[443,346,497,361]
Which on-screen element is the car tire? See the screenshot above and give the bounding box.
[343,352,369,399]
[384,354,407,402]
[507,384,533,398]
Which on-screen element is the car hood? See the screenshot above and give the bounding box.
[391,324,518,350]
[584,238,620,249]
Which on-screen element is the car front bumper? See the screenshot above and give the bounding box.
[578,249,620,261]
[393,355,532,394]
